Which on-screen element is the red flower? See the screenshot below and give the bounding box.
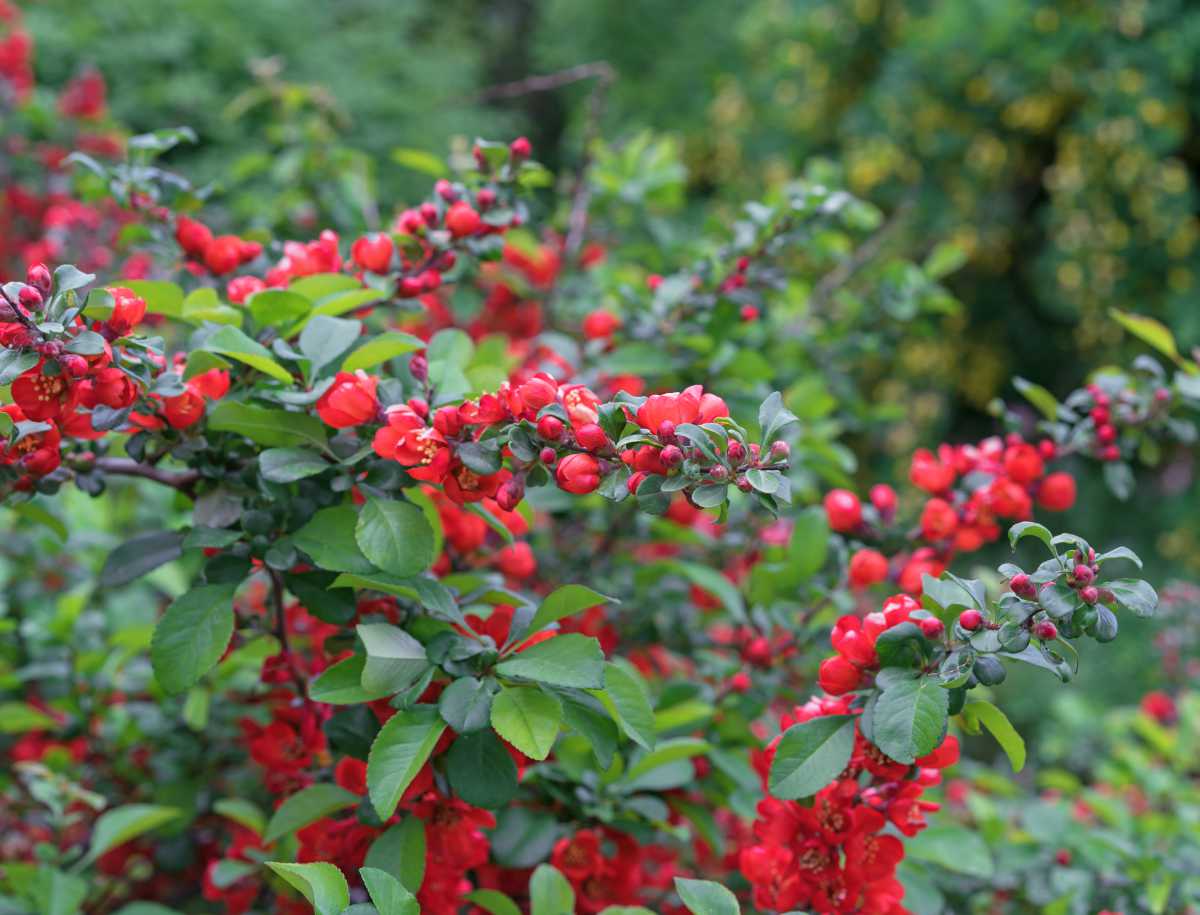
[848,549,889,588]
[81,367,136,409]
[175,215,214,258]
[351,233,394,273]
[582,309,622,339]
[909,448,956,493]
[106,286,147,335]
[373,407,450,481]
[1003,441,1044,483]
[11,366,73,421]
[919,497,958,541]
[316,371,378,429]
[1037,471,1076,511]
[818,656,862,695]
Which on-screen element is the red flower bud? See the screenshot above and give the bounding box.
[496,477,524,512]
[869,483,897,518]
[919,617,945,639]
[1072,564,1094,585]
[660,444,683,467]
[539,447,557,466]
[316,371,379,429]
[537,415,565,441]
[576,423,609,452]
[1033,620,1058,640]
[556,453,602,495]
[446,202,482,238]
[409,353,428,382]
[582,309,622,340]
[848,549,889,588]
[823,489,862,533]
[1010,573,1036,599]
[958,609,983,631]
[27,263,52,297]
[510,136,532,160]
[818,656,862,695]
[174,215,213,257]
[727,440,746,463]
[1079,586,1099,605]
[1037,472,1076,512]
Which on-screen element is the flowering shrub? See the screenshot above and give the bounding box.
[2,28,1198,914]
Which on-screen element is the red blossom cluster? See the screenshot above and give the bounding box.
[826,434,1077,593]
[739,597,960,915]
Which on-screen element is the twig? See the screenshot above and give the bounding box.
[93,457,200,495]
[268,568,308,699]
[472,61,615,103]
[808,194,916,312]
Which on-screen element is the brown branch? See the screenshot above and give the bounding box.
[93,457,200,495]
[268,568,308,699]
[808,193,916,312]
[471,61,615,103]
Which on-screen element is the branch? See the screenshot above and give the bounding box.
[471,61,615,103]
[808,193,916,312]
[93,457,200,495]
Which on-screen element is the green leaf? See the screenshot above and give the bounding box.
[1107,578,1158,617]
[342,331,425,372]
[367,706,446,818]
[202,325,293,382]
[294,506,375,573]
[265,862,349,915]
[290,273,362,300]
[496,634,605,688]
[392,147,447,177]
[53,264,95,293]
[355,498,435,577]
[438,677,494,733]
[490,686,562,760]
[523,584,616,639]
[358,623,428,695]
[465,890,523,915]
[364,818,426,894]
[150,585,237,694]
[83,805,181,864]
[1095,546,1143,569]
[359,867,419,915]
[445,729,519,808]
[905,825,994,878]
[300,315,362,378]
[1013,377,1061,422]
[29,868,87,915]
[208,401,327,449]
[310,655,392,704]
[259,447,328,483]
[264,784,361,843]
[100,531,185,587]
[872,677,949,765]
[758,390,798,444]
[960,700,1025,772]
[596,661,656,750]
[122,280,184,318]
[248,289,311,329]
[652,560,745,623]
[767,715,856,800]
[1039,582,1079,620]
[181,288,240,325]
[0,702,59,734]
[212,799,266,836]
[624,737,710,784]
[1110,309,1180,362]
[674,877,740,915]
[529,864,575,915]
[1008,521,1056,553]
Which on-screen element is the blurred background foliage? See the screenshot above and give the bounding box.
[18,0,1200,742]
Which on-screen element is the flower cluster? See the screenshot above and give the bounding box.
[742,658,960,914]
[826,433,1077,593]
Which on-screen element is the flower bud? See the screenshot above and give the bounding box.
[709,465,729,482]
[727,440,746,464]
[958,609,983,631]
[18,285,43,311]
[657,419,676,442]
[409,353,428,382]
[539,447,557,466]
[659,444,683,467]
[769,440,790,461]
[1010,573,1036,599]
[1079,585,1099,605]
[919,617,945,639]
[537,415,564,441]
[1033,620,1058,640]
[27,263,52,297]
[1072,564,1094,585]
[575,422,609,452]
[496,477,524,512]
